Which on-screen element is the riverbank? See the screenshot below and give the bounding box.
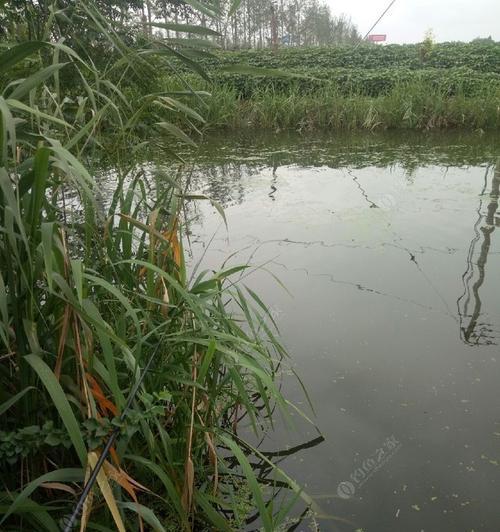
[158,42,500,131]
[199,83,500,130]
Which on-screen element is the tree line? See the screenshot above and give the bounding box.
[1,0,361,48]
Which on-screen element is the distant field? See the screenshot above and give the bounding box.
[205,42,500,72]
[201,42,500,97]
[165,42,500,130]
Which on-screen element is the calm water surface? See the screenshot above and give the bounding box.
[170,131,500,531]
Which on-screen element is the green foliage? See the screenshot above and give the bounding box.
[156,41,494,100]
[0,409,169,467]
[419,29,435,64]
[157,41,500,131]
[161,75,500,131]
[0,423,73,466]
[209,66,500,98]
[175,41,500,98]
[197,41,500,73]
[0,2,306,531]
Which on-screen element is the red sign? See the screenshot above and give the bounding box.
[368,34,387,42]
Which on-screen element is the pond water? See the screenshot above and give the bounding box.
[172,130,500,531]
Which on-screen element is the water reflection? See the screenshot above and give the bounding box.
[177,131,500,352]
[101,130,500,530]
[458,160,500,345]
[180,130,500,209]
[172,130,500,531]
[242,436,326,530]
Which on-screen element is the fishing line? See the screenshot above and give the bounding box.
[356,0,398,48]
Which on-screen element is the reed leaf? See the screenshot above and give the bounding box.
[24,354,88,465]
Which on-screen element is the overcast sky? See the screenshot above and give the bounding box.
[326,0,500,43]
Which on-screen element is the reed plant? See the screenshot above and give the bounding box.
[168,74,500,131]
[0,2,309,531]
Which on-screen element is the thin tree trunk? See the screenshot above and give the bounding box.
[146,1,152,36]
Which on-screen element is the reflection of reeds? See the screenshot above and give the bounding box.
[0,6,308,532]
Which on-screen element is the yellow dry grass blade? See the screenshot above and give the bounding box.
[80,455,94,532]
[204,430,218,496]
[87,451,126,532]
[181,351,198,516]
[163,218,181,270]
[118,213,171,245]
[168,232,181,270]
[197,407,218,497]
[41,482,77,496]
[54,304,71,380]
[160,277,169,318]
[103,461,150,493]
[181,456,194,516]
[103,461,150,532]
[148,208,159,252]
[87,372,118,417]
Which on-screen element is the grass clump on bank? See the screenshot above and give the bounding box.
[0,3,308,531]
[159,76,500,131]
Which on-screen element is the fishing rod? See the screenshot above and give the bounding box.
[63,330,166,531]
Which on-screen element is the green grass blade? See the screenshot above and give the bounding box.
[0,468,83,525]
[0,42,47,73]
[195,492,232,531]
[156,121,196,147]
[6,98,73,128]
[220,434,273,531]
[119,502,166,532]
[0,386,35,416]
[9,63,68,100]
[125,455,186,524]
[24,354,87,465]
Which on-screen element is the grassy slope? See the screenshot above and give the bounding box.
[166,42,500,131]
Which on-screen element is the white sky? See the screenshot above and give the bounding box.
[326,0,500,43]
